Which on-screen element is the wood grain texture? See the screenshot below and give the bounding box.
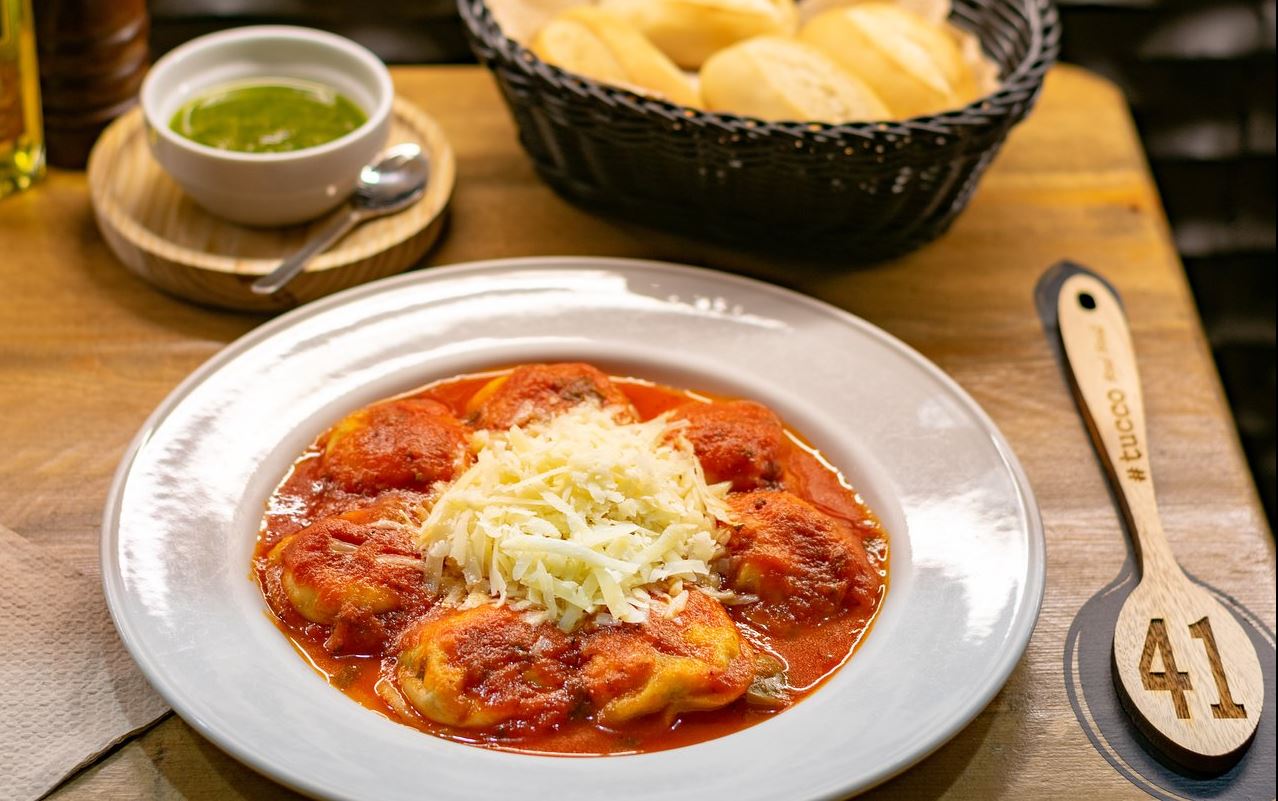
[1057,272,1265,770]
[86,98,455,311]
[1057,273,1179,577]
[0,65,1272,801]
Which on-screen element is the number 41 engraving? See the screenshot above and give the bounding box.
[1139,617,1247,720]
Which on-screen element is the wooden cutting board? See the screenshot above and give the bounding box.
[86,97,455,312]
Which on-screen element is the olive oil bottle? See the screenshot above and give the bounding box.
[0,0,43,198]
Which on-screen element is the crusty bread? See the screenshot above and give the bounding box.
[600,0,798,69]
[800,3,972,118]
[948,21,998,103]
[863,2,974,98]
[531,7,701,107]
[797,0,951,26]
[700,36,890,123]
[487,0,592,45]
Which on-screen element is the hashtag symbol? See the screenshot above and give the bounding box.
[1127,467,1146,481]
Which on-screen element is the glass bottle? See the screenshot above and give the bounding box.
[0,0,43,197]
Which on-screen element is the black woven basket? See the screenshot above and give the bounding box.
[459,0,1060,261]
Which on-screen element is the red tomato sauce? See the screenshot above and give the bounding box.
[254,370,889,756]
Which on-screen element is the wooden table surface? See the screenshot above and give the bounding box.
[1,65,1273,800]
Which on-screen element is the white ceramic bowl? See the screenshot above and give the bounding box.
[140,26,393,226]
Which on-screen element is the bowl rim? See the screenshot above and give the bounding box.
[140,24,394,163]
[459,0,1061,137]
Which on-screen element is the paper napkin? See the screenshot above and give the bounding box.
[0,524,169,800]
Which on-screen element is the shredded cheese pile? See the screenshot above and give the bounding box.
[415,404,734,630]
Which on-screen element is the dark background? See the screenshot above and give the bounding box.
[146,0,1276,524]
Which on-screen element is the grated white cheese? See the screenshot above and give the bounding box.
[415,404,735,630]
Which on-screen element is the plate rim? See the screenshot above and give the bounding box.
[101,256,1046,799]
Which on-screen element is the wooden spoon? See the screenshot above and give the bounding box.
[1056,272,1264,772]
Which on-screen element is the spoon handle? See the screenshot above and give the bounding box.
[251,209,362,296]
[1056,272,1181,579]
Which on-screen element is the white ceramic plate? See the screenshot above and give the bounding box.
[103,258,1044,801]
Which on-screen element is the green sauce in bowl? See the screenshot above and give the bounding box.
[169,79,367,154]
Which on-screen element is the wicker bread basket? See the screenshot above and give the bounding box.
[460,0,1060,261]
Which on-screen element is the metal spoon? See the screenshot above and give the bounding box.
[251,143,430,296]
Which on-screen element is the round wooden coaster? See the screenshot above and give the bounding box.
[87,98,455,312]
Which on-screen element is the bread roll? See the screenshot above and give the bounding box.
[801,3,972,118]
[948,22,999,103]
[599,0,798,69]
[796,0,951,26]
[866,3,974,98]
[487,0,591,45]
[700,36,890,123]
[531,7,701,107]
